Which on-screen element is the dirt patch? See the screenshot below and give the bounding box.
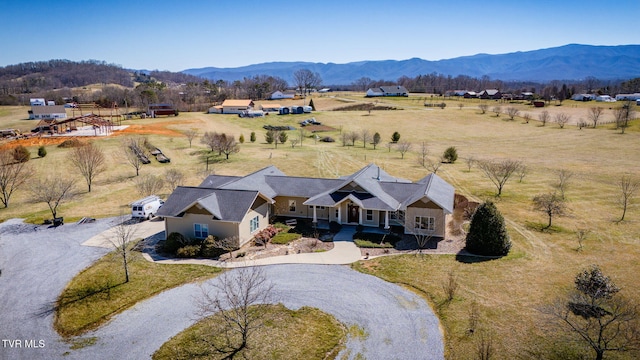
[4,136,83,148]
[116,122,185,137]
[333,103,398,111]
[303,124,337,132]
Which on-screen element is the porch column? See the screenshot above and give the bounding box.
[384,211,390,229]
[312,205,317,223]
[358,208,363,224]
[337,206,342,225]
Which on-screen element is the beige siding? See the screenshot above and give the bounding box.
[404,207,446,237]
[165,213,239,241]
[273,196,311,218]
[238,201,270,247]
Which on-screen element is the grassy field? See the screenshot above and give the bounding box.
[2,94,640,357]
[55,243,222,337]
[153,304,345,360]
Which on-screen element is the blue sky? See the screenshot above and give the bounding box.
[1,0,638,71]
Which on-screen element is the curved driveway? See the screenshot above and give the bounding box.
[0,219,444,360]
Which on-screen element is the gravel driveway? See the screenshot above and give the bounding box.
[0,219,444,360]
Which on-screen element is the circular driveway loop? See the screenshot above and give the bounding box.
[0,219,444,360]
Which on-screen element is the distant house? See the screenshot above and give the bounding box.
[596,95,616,102]
[463,91,477,99]
[615,93,640,101]
[478,89,502,100]
[318,88,331,93]
[208,99,255,114]
[571,94,596,101]
[269,90,296,100]
[30,98,46,106]
[366,86,409,97]
[28,105,67,120]
[157,164,455,249]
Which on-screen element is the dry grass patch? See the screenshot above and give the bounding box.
[153,304,345,360]
[54,243,222,337]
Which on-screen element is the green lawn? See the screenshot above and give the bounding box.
[55,243,222,337]
[153,304,345,360]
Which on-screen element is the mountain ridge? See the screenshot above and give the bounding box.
[183,44,640,85]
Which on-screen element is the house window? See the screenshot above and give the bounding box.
[366,210,373,221]
[414,216,435,231]
[250,216,259,233]
[288,200,296,212]
[194,223,209,239]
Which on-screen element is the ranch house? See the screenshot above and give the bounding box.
[208,99,254,114]
[28,105,67,120]
[157,164,455,248]
[366,86,409,97]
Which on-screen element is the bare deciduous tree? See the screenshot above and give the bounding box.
[416,142,429,168]
[442,270,459,302]
[523,113,531,124]
[361,129,371,148]
[426,157,443,174]
[184,129,199,148]
[492,106,502,117]
[164,168,185,191]
[517,163,527,183]
[292,68,322,97]
[554,113,571,129]
[219,134,240,160]
[201,131,222,153]
[121,137,147,176]
[614,102,635,134]
[541,265,640,360]
[194,266,275,359]
[477,159,522,196]
[397,140,412,159]
[539,110,550,126]
[478,104,488,114]
[346,131,359,147]
[618,175,640,222]
[0,149,33,208]
[465,156,476,172]
[215,236,240,260]
[70,142,106,192]
[505,107,519,120]
[29,175,76,219]
[575,228,590,252]
[588,107,604,128]
[554,169,573,199]
[108,216,138,283]
[133,174,165,197]
[532,192,567,229]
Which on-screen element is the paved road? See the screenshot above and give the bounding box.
[0,218,114,360]
[0,219,444,360]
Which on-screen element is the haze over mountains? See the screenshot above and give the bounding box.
[183,44,640,85]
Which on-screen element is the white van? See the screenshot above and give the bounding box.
[131,195,164,220]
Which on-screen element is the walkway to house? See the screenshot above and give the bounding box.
[137,225,363,268]
[81,221,365,267]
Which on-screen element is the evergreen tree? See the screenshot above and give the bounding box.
[239,134,245,144]
[264,130,274,144]
[391,131,401,143]
[37,146,47,158]
[250,131,256,143]
[443,146,458,163]
[309,98,316,111]
[465,201,511,256]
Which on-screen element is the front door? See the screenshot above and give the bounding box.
[348,204,359,223]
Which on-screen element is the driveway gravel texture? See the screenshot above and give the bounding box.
[0,219,444,360]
